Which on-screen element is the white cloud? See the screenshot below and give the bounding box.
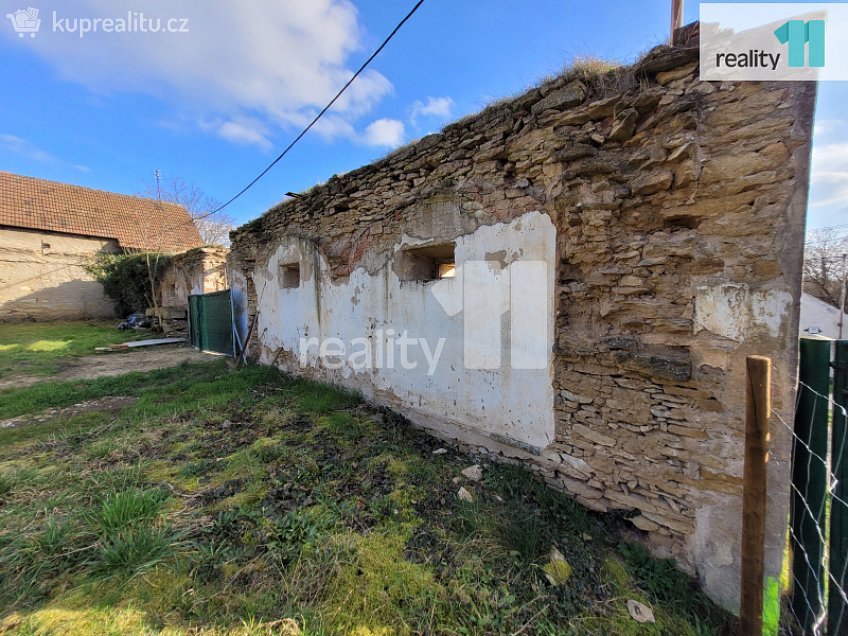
[361,118,405,147]
[810,142,848,208]
[308,115,403,147]
[310,114,357,142]
[814,118,845,137]
[4,1,396,147]
[199,118,272,151]
[0,134,90,172]
[410,96,454,124]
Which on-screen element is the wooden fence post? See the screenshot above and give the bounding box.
[740,355,771,635]
[670,0,684,44]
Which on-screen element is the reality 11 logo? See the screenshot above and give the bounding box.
[774,19,825,68]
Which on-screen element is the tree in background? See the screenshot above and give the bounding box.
[141,177,234,246]
[804,225,848,310]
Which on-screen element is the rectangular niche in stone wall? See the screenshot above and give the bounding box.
[396,243,455,282]
[279,262,301,289]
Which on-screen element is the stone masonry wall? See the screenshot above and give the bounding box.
[160,245,229,310]
[229,31,815,611]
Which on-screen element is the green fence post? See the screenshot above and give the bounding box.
[829,340,848,636]
[790,337,830,632]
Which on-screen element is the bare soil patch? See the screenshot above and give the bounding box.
[0,395,139,429]
[0,345,215,390]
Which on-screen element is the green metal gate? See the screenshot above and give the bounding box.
[790,337,848,635]
[188,290,236,357]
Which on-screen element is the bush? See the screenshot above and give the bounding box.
[85,252,172,316]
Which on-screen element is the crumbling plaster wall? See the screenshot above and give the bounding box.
[0,227,119,321]
[229,35,814,611]
[160,246,229,309]
[253,211,556,450]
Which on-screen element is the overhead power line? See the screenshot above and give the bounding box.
[190,0,426,225]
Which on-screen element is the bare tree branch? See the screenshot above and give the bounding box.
[141,177,234,246]
[803,226,848,310]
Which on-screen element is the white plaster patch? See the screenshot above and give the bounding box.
[694,282,792,341]
[242,211,556,450]
[692,499,742,614]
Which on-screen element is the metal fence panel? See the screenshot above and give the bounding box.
[189,295,202,350]
[830,341,848,635]
[790,337,830,632]
[188,290,234,356]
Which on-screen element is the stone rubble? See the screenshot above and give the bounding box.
[460,464,483,481]
[457,487,474,503]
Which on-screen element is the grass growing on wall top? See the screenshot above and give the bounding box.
[0,361,733,635]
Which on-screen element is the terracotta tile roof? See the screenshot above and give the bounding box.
[0,172,203,251]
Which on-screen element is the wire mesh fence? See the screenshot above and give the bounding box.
[774,338,848,635]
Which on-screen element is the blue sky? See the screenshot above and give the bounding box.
[0,0,845,232]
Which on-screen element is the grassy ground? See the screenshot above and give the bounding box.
[0,361,733,635]
[0,321,146,379]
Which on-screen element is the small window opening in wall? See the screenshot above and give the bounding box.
[280,262,301,289]
[438,262,456,279]
[396,243,455,282]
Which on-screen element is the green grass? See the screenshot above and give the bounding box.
[0,320,148,380]
[96,525,178,575]
[96,489,167,532]
[0,362,734,635]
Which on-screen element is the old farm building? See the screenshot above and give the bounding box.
[0,172,202,320]
[228,35,815,611]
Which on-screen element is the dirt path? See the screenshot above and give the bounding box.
[0,395,139,429]
[0,345,218,390]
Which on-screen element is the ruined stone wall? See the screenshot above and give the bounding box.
[0,227,119,321]
[229,35,814,611]
[160,246,229,309]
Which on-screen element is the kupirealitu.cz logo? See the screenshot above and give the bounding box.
[6,6,190,39]
[713,18,825,71]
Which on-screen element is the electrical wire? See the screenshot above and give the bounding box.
[188,0,425,225]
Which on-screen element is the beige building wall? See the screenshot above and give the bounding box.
[0,227,119,321]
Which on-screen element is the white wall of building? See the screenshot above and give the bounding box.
[248,211,557,451]
[800,292,848,340]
